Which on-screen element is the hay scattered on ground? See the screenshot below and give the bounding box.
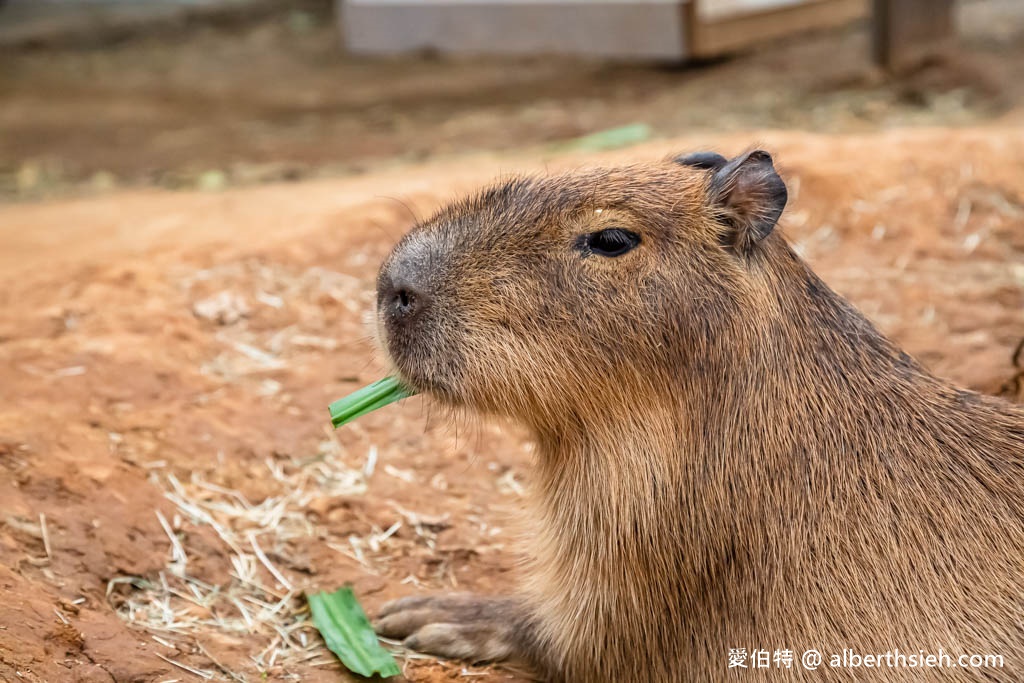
[108,421,512,680]
[108,434,376,680]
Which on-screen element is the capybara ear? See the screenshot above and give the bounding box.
[708,150,787,252]
[674,151,729,171]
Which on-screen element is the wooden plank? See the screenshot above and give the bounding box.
[687,0,867,58]
[872,0,956,70]
[698,0,815,22]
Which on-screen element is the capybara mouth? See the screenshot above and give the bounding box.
[374,307,464,408]
[388,348,464,407]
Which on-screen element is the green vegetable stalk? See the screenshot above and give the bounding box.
[329,376,416,429]
[307,587,401,678]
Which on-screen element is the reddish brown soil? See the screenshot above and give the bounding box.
[1,4,1023,682]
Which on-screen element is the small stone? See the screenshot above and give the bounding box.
[192,291,250,325]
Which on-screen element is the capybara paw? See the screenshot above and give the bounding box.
[375,594,522,663]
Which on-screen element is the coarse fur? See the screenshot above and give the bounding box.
[371,151,1024,681]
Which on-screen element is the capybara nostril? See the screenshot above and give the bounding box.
[382,280,425,320]
[378,265,430,323]
[393,287,417,317]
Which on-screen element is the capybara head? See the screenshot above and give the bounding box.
[376,151,788,431]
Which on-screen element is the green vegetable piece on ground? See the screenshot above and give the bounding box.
[560,123,652,152]
[308,587,401,678]
[329,376,416,429]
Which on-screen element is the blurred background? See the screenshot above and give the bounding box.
[1,2,1022,682]
[1,0,1022,200]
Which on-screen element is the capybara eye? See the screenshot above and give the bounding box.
[582,228,641,257]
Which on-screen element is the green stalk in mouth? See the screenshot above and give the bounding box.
[328,376,417,428]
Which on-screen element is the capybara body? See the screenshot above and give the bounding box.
[372,151,1024,681]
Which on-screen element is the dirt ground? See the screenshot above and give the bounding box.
[1,3,1024,683]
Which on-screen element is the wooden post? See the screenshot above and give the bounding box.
[872,0,956,70]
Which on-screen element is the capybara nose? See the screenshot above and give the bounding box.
[378,261,431,324]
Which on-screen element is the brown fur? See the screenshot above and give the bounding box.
[372,153,1024,681]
